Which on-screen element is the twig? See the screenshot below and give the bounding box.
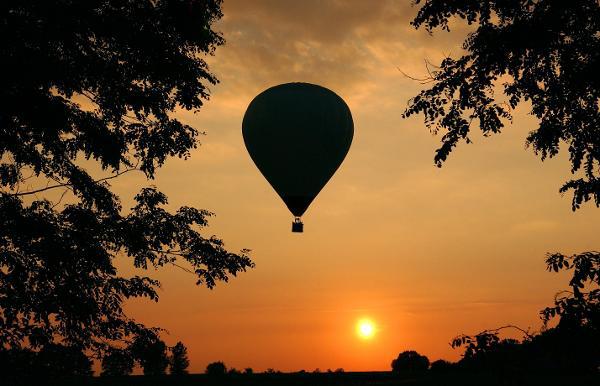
[4,166,139,197]
[169,261,196,275]
[480,324,534,340]
[51,188,71,209]
[397,67,435,84]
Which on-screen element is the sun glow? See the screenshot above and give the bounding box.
[356,319,376,339]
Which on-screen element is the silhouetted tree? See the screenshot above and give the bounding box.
[0,348,35,377]
[450,253,600,375]
[206,361,227,376]
[538,252,599,372]
[130,332,169,376]
[0,0,253,363]
[429,359,454,374]
[541,252,600,330]
[452,328,525,373]
[405,0,600,210]
[244,367,254,374]
[405,2,600,376]
[0,344,92,378]
[34,344,93,376]
[101,349,134,377]
[169,341,190,375]
[391,350,430,374]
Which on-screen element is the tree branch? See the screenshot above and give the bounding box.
[397,67,435,84]
[2,166,139,197]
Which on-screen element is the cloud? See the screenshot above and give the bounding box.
[199,0,472,121]
[210,2,415,92]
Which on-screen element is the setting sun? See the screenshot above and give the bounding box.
[356,319,376,339]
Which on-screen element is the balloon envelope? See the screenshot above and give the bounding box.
[242,82,353,218]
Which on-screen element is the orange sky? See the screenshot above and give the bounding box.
[106,0,599,373]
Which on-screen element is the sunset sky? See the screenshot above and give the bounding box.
[107,0,598,373]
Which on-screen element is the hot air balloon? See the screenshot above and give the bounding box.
[242,82,353,232]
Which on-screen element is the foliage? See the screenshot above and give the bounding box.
[101,348,134,377]
[452,328,525,373]
[405,0,600,376]
[405,0,600,210]
[541,251,600,329]
[391,350,430,374]
[451,327,599,375]
[0,344,92,378]
[169,341,190,375]
[450,253,600,374]
[205,361,227,376]
[429,359,454,374]
[0,0,254,362]
[451,326,527,361]
[244,367,254,374]
[129,331,169,376]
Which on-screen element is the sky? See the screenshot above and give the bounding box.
[106,0,599,373]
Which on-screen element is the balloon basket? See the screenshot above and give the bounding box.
[292,218,304,233]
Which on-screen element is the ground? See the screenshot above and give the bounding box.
[8,371,598,386]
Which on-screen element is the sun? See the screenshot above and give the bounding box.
[356,318,376,339]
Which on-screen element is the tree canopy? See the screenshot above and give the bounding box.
[391,350,430,374]
[169,341,190,375]
[205,361,227,376]
[405,2,600,375]
[101,348,134,377]
[405,0,600,210]
[130,331,169,376]
[450,252,599,374]
[0,0,253,365]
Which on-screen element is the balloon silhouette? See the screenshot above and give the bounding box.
[242,82,353,232]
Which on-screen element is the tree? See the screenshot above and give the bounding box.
[404,0,600,210]
[429,359,453,374]
[0,0,253,362]
[101,348,134,377]
[539,251,599,373]
[541,251,600,330]
[391,350,430,374]
[0,344,93,378]
[169,341,190,375]
[0,348,35,377]
[205,361,227,376]
[449,254,600,374]
[130,331,169,376]
[33,343,93,376]
[404,1,600,375]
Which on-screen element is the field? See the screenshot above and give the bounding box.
[8,371,598,386]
